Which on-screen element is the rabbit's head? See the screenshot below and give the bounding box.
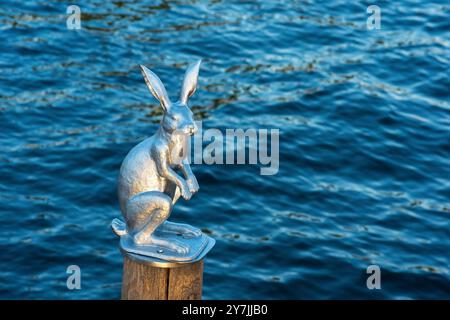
[140,60,201,136]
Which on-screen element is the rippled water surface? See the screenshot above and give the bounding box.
[0,1,449,299]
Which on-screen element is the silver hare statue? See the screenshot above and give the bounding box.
[112,60,214,262]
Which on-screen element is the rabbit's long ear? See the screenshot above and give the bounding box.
[140,65,171,111]
[180,60,201,104]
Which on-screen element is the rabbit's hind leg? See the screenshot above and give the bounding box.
[125,191,188,254]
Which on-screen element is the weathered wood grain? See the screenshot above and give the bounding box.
[168,259,203,300]
[121,255,203,300]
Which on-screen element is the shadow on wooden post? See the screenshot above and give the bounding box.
[121,255,203,300]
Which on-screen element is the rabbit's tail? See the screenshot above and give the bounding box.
[111,218,128,236]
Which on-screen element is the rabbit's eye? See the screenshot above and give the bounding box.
[171,115,180,121]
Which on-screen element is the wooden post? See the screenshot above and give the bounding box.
[121,254,204,300]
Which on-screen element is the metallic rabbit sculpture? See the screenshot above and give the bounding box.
[111,60,214,262]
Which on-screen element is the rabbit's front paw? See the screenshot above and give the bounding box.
[187,178,199,194]
[180,183,192,200]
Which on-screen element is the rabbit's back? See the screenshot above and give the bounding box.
[117,137,163,214]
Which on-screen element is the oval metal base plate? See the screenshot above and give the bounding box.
[121,235,215,268]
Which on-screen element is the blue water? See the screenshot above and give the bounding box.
[0,0,449,299]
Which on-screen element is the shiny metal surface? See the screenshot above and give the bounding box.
[121,237,216,268]
[111,60,214,262]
